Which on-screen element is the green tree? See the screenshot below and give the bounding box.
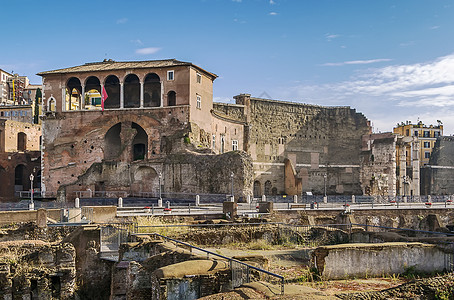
[34,88,41,124]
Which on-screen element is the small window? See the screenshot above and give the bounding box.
[232,140,238,151]
[414,131,418,136]
[196,95,201,109]
[167,70,174,81]
[424,141,430,148]
[425,152,430,159]
[196,73,202,83]
[212,135,215,149]
[423,131,430,137]
[434,131,440,137]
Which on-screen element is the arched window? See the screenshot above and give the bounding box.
[144,73,161,107]
[47,96,56,112]
[104,123,122,160]
[253,181,261,198]
[167,91,176,106]
[124,74,140,108]
[66,77,82,111]
[17,132,26,151]
[264,180,272,196]
[84,76,101,110]
[104,75,120,109]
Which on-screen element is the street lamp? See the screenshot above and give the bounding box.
[29,173,34,210]
[323,173,327,198]
[159,172,162,200]
[230,172,234,201]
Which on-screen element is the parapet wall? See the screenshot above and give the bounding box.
[313,242,449,279]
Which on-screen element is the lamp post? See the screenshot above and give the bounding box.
[230,172,234,202]
[29,173,34,210]
[323,173,327,197]
[159,172,162,199]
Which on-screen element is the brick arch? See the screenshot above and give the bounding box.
[99,116,161,161]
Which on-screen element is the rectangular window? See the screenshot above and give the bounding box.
[414,131,418,137]
[232,140,238,151]
[196,95,201,109]
[423,131,430,137]
[434,131,440,137]
[212,135,216,149]
[425,152,430,159]
[196,73,202,83]
[424,141,430,148]
[167,70,174,81]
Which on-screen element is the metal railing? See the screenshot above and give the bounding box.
[136,232,285,295]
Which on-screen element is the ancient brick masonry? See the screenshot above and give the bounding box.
[0,241,76,299]
[214,94,371,196]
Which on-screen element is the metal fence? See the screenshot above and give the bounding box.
[99,224,131,260]
[0,200,68,211]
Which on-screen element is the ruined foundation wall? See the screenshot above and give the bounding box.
[313,242,449,279]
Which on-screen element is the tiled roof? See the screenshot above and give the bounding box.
[37,59,217,79]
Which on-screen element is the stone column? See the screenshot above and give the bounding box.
[140,82,144,108]
[120,83,124,108]
[61,88,66,112]
[81,86,85,110]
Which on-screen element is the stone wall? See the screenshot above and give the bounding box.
[421,136,454,195]
[0,151,40,202]
[215,94,371,196]
[0,241,76,299]
[360,133,397,196]
[2,119,41,152]
[313,242,450,279]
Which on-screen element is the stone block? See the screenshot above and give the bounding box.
[258,202,273,213]
[222,201,237,219]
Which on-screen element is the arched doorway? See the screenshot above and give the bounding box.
[167,91,176,106]
[124,74,140,108]
[253,180,261,197]
[14,164,26,192]
[132,166,158,194]
[132,123,148,161]
[104,75,120,109]
[144,73,161,107]
[104,123,121,160]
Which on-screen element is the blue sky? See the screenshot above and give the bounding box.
[2,0,454,133]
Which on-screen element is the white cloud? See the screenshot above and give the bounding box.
[322,58,392,67]
[284,53,454,133]
[269,12,278,15]
[232,0,242,2]
[430,25,440,30]
[325,33,340,41]
[135,47,161,55]
[116,18,128,24]
[270,0,276,4]
[130,39,143,45]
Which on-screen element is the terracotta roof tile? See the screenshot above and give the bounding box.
[37,59,217,79]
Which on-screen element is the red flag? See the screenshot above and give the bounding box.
[101,86,108,111]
